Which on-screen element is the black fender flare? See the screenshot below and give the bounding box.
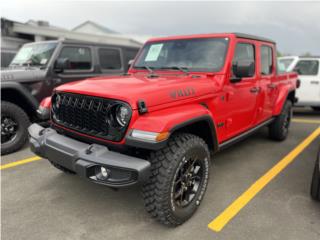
[126,115,219,152]
[1,81,39,111]
[170,115,219,153]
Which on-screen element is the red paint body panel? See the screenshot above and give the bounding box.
[49,33,297,147]
[40,96,51,109]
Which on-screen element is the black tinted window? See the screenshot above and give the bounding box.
[233,43,255,63]
[125,49,138,64]
[59,47,92,70]
[99,48,122,70]
[294,60,319,75]
[261,46,273,75]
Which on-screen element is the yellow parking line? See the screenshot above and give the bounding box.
[0,156,42,170]
[208,127,320,232]
[292,118,320,124]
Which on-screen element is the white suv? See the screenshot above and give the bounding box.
[279,56,320,111]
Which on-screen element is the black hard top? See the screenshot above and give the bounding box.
[234,32,275,44]
[23,39,140,49]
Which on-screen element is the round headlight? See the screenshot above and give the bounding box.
[115,104,131,127]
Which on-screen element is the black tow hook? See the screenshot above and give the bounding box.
[86,145,94,154]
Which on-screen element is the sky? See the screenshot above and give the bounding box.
[2,1,320,55]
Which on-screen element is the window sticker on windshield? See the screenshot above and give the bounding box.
[40,59,48,65]
[145,44,163,61]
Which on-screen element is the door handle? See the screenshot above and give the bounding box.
[267,83,277,89]
[310,81,319,85]
[250,87,261,93]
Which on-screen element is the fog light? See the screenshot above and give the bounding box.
[101,167,109,178]
[95,166,110,180]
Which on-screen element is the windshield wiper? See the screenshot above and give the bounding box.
[135,66,155,74]
[134,65,159,77]
[160,66,189,74]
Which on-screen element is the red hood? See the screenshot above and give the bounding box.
[55,73,225,110]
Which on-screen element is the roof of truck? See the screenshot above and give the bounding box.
[22,39,141,49]
[279,56,320,60]
[147,32,275,44]
[233,32,275,44]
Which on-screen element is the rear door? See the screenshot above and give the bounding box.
[226,41,259,138]
[294,59,320,105]
[256,44,275,123]
[97,47,124,75]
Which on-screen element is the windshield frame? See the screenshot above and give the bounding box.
[10,41,59,68]
[132,37,230,73]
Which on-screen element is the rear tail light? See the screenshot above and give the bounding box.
[296,79,301,88]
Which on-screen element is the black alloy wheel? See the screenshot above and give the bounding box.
[173,155,204,208]
[1,101,30,155]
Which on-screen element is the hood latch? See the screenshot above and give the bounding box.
[137,100,148,114]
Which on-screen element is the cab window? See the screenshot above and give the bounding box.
[58,46,92,70]
[294,60,319,75]
[233,43,255,77]
[260,46,273,75]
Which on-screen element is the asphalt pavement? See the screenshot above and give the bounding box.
[1,108,320,240]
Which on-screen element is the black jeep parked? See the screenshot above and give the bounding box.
[1,40,140,155]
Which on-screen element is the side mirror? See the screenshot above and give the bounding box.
[54,58,69,73]
[231,61,255,83]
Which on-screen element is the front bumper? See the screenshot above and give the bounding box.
[28,123,151,187]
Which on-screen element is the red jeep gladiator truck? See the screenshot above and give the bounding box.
[29,33,297,226]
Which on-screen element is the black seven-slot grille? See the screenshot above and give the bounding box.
[51,92,131,142]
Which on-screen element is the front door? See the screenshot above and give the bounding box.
[226,41,259,139]
[294,59,320,105]
[52,45,97,86]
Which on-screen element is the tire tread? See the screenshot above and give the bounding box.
[141,133,209,226]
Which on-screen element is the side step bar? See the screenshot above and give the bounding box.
[218,118,274,151]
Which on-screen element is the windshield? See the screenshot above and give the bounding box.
[134,38,229,72]
[278,58,294,71]
[10,42,57,67]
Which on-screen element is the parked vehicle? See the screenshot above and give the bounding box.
[278,56,299,72]
[29,33,297,226]
[1,40,140,155]
[278,56,320,111]
[311,147,320,201]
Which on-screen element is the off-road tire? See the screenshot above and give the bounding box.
[312,107,320,111]
[49,161,76,174]
[1,101,30,155]
[269,101,292,141]
[142,133,210,226]
[310,158,320,201]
